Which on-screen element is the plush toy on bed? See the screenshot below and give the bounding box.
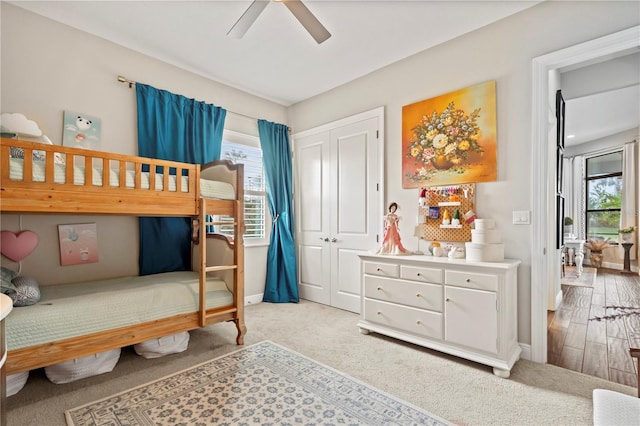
[0,266,40,307]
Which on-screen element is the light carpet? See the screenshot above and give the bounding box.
[8,300,638,425]
[65,340,451,426]
[561,266,597,287]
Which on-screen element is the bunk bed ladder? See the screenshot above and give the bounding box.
[197,198,245,330]
[198,202,207,327]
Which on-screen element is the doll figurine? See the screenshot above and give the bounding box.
[376,202,411,255]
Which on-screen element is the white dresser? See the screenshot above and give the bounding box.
[358,254,521,377]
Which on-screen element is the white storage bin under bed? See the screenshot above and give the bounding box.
[45,348,121,384]
[134,331,190,359]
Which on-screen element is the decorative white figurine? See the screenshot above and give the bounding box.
[448,246,465,259]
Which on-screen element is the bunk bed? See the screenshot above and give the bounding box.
[0,137,246,375]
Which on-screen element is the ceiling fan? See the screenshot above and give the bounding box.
[227,0,331,44]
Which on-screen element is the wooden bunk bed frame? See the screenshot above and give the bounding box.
[0,137,246,375]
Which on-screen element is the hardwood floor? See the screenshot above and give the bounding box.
[547,268,640,389]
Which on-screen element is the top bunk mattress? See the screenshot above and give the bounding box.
[8,157,236,200]
[5,271,232,351]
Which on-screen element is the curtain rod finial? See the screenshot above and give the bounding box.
[117,75,135,88]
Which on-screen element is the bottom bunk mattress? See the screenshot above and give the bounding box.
[5,271,232,351]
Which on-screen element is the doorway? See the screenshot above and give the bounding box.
[530,26,640,363]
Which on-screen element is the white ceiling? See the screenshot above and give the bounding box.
[561,51,640,147]
[9,0,541,106]
[565,85,640,146]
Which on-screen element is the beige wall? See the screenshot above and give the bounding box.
[287,1,640,345]
[0,3,284,298]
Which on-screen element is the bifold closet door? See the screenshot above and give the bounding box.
[295,117,379,313]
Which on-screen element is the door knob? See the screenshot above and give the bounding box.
[319,237,329,242]
[331,238,337,242]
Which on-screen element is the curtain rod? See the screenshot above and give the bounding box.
[117,75,282,127]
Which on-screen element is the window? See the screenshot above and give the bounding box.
[585,151,623,241]
[210,130,269,245]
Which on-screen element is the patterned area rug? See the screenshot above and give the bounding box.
[561,266,597,287]
[65,341,451,425]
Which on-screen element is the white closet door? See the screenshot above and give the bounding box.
[330,118,379,312]
[295,111,381,313]
[296,131,332,306]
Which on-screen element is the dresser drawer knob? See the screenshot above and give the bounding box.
[376,268,382,272]
[416,272,422,277]
[416,320,422,325]
[377,286,382,291]
[377,311,382,315]
[446,298,451,302]
[466,278,471,283]
[416,293,421,298]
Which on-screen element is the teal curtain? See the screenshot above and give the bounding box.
[258,119,299,303]
[136,83,226,275]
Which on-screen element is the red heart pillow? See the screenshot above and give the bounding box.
[1,230,39,262]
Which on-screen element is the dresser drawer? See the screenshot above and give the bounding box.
[363,261,399,278]
[364,298,443,340]
[445,270,497,292]
[400,265,443,284]
[364,275,442,312]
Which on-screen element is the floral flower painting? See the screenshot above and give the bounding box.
[402,80,497,187]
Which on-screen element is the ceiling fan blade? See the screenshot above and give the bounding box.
[227,0,270,39]
[282,0,331,44]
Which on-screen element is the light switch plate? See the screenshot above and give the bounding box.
[513,210,531,225]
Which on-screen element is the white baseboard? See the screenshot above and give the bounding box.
[245,293,263,306]
[519,343,532,361]
[554,290,563,310]
[584,260,638,273]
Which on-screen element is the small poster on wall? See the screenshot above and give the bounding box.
[58,223,99,266]
[402,80,498,188]
[62,110,102,150]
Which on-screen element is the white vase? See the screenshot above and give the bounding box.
[620,233,633,243]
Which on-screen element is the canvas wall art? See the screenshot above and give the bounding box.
[58,223,99,266]
[62,110,102,150]
[402,80,497,188]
